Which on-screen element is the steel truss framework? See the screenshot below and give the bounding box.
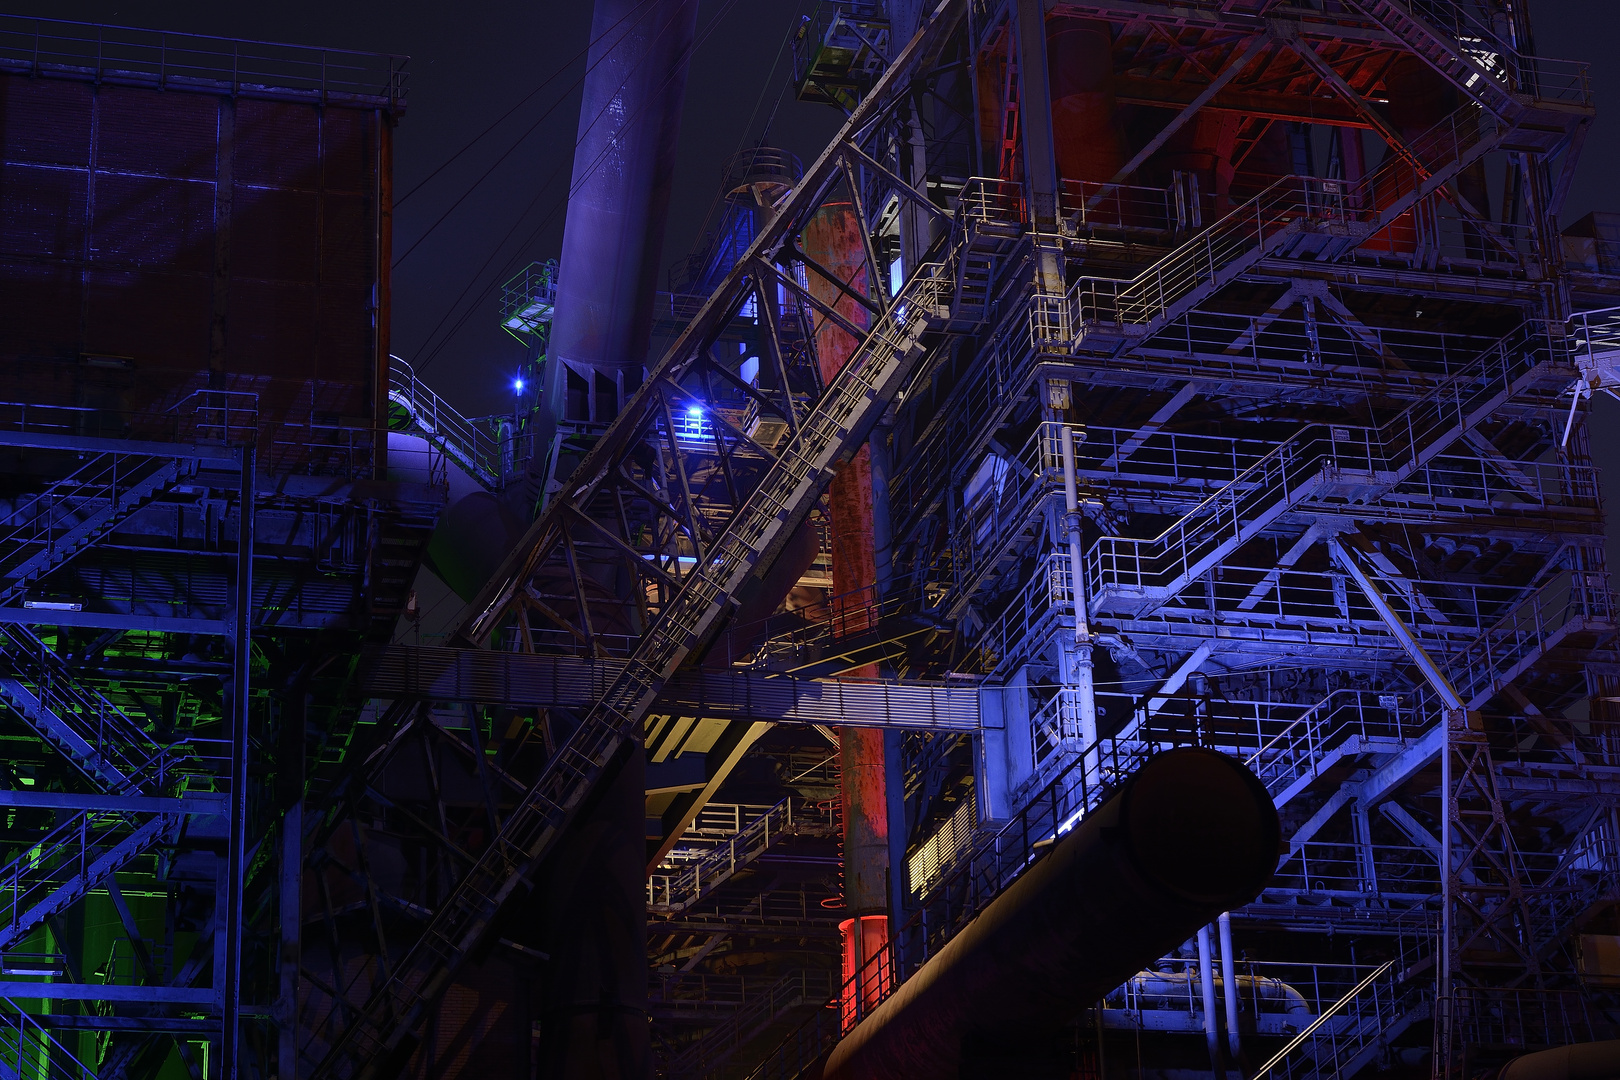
[41,0,1614,1077]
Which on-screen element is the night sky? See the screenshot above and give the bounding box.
[12,0,1620,558]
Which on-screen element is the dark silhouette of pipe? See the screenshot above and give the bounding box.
[822,747,1280,1080]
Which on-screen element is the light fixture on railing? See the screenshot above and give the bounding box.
[0,952,68,977]
[21,598,83,611]
[512,377,526,393]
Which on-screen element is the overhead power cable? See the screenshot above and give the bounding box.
[394,0,657,208]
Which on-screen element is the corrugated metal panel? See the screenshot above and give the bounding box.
[0,76,93,166]
[233,99,318,188]
[0,259,80,359]
[232,185,319,281]
[95,85,218,180]
[84,269,211,370]
[0,68,382,463]
[1,163,88,258]
[90,174,215,273]
[321,108,371,193]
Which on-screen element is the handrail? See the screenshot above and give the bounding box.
[1254,959,1395,1077]
[1086,320,1556,601]
[648,798,804,912]
[0,12,408,105]
[387,355,508,488]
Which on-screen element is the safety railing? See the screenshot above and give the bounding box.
[1368,0,1590,108]
[1108,957,1386,1036]
[904,732,1178,965]
[387,355,507,489]
[1071,100,1497,338]
[1260,951,1432,1080]
[665,968,836,1079]
[1443,986,1615,1053]
[0,625,182,794]
[0,809,179,953]
[1445,568,1612,709]
[1234,565,1608,811]
[948,422,1078,598]
[0,453,185,606]
[651,968,834,1015]
[955,177,1026,233]
[1352,191,1540,270]
[1085,320,1556,604]
[888,287,1511,544]
[0,13,408,105]
[649,799,802,913]
[974,554,1072,677]
[1271,840,1440,898]
[499,259,558,336]
[0,1000,100,1079]
[1059,178,1215,236]
[1393,454,1599,516]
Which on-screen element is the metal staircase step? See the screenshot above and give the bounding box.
[0,457,186,607]
[0,811,179,953]
[1087,323,1555,616]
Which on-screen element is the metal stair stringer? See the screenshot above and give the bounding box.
[1245,565,1606,811]
[0,625,173,795]
[308,263,949,1080]
[0,457,188,609]
[1350,0,1592,129]
[1072,94,1511,351]
[0,811,180,953]
[1086,324,1558,617]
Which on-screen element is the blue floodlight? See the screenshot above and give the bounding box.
[687,405,703,420]
[513,377,526,393]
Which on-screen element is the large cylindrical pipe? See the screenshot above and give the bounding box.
[1048,15,1127,185]
[1499,1040,1620,1080]
[802,198,892,1009]
[823,747,1280,1080]
[528,0,700,502]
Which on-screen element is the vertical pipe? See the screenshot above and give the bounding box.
[1219,912,1241,1062]
[1059,425,1097,749]
[803,195,890,1012]
[1439,716,1453,1066]
[1197,924,1222,1076]
[278,801,302,1080]
[223,443,253,1080]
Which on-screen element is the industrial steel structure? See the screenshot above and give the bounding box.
[3,0,1620,1077]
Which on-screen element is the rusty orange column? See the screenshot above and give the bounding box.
[802,198,892,1023]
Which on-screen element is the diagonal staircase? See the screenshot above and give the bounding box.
[1070,93,1512,347]
[0,454,189,608]
[0,810,179,953]
[387,355,506,489]
[1244,567,1611,810]
[1086,323,1558,616]
[306,259,952,1080]
[649,799,811,915]
[0,625,197,955]
[666,969,836,1080]
[1259,950,1433,1080]
[1351,0,1592,121]
[0,625,172,794]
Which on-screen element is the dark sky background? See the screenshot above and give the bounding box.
[13,1,1620,555]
